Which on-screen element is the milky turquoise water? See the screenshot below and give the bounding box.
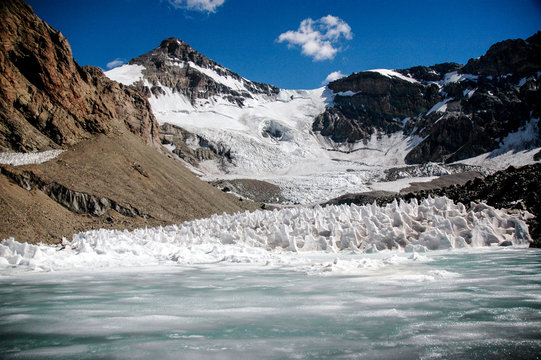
[1,248,540,359]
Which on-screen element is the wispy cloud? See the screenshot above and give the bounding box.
[106,58,124,69]
[323,70,346,84]
[168,0,225,13]
[277,15,353,61]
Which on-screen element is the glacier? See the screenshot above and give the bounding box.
[0,197,531,273]
[107,64,431,203]
[105,63,541,205]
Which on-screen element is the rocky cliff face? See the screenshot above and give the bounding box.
[0,0,160,152]
[313,69,447,142]
[159,123,218,166]
[315,32,541,164]
[462,32,541,77]
[128,37,279,107]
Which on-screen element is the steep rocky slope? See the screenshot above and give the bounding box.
[0,0,258,244]
[315,32,541,164]
[0,131,258,244]
[313,65,453,142]
[0,0,160,152]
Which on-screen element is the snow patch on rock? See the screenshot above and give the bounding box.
[105,64,146,86]
[366,69,419,83]
[426,98,453,116]
[0,150,65,166]
[457,118,540,170]
[441,71,478,84]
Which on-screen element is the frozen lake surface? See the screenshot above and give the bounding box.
[1,248,540,359]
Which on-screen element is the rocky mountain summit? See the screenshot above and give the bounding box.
[128,37,279,107]
[316,32,541,164]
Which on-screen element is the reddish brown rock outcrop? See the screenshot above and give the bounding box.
[0,0,160,152]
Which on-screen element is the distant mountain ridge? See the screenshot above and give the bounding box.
[319,32,541,164]
[107,32,541,175]
[100,31,541,205]
[106,38,330,180]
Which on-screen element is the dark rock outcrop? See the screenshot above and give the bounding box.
[159,123,218,166]
[314,71,441,143]
[462,31,541,77]
[0,0,160,152]
[314,32,541,164]
[211,179,285,204]
[0,166,148,217]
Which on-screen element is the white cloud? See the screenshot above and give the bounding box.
[277,15,352,61]
[323,70,346,84]
[168,0,225,13]
[106,58,124,69]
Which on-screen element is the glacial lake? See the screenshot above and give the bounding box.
[1,248,540,359]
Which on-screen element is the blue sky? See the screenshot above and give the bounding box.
[26,0,541,89]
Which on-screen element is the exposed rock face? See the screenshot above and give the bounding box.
[0,166,148,218]
[211,179,285,204]
[0,0,160,152]
[129,37,279,107]
[314,32,541,163]
[314,70,442,143]
[462,32,541,77]
[159,123,217,166]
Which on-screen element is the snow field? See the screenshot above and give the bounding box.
[0,150,65,166]
[104,64,145,86]
[0,197,531,273]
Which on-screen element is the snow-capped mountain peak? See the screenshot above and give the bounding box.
[107,37,279,108]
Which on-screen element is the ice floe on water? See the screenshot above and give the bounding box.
[0,197,532,273]
[0,150,64,166]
